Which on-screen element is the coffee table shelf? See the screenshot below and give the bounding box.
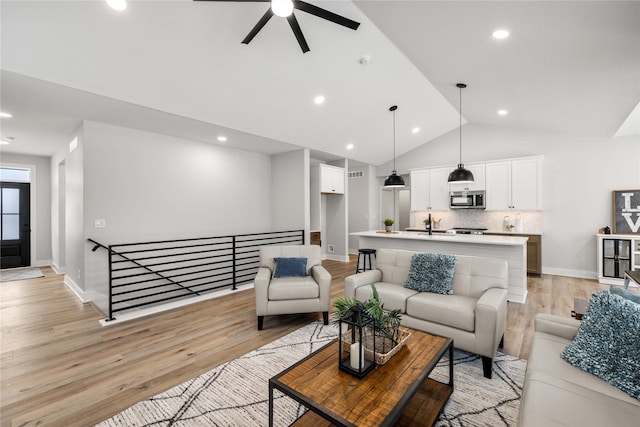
[269,329,453,427]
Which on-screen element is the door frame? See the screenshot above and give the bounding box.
[0,162,37,267]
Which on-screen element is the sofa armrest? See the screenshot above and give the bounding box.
[254,267,272,316]
[344,270,382,298]
[311,265,332,311]
[534,313,580,340]
[475,287,508,357]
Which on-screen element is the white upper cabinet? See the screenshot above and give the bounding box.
[410,167,450,211]
[448,164,486,192]
[486,157,542,211]
[319,164,345,194]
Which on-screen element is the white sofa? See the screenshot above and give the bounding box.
[518,313,640,426]
[345,248,508,378]
[254,245,331,330]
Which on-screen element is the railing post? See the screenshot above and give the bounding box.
[232,236,237,290]
[107,245,115,321]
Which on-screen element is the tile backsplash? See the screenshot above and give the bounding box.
[413,210,543,234]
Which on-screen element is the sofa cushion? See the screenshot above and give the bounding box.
[404,253,456,295]
[354,282,418,313]
[406,292,476,332]
[561,290,640,399]
[272,257,307,278]
[268,276,319,300]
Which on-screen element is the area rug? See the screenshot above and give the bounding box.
[97,322,525,427]
[0,267,43,282]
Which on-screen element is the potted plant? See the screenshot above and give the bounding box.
[383,218,394,232]
[332,285,409,363]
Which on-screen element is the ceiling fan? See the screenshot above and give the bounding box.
[194,0,361,53]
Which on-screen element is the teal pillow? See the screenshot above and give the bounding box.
[561,290,640,399]
[610,285,640,304]
[404,253,456,295]
[272,257,307,278]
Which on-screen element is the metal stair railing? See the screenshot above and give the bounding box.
[89,230,304,321]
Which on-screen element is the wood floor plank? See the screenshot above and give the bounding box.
[0,260,627,427]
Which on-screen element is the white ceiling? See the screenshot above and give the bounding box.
[1,1,638,164]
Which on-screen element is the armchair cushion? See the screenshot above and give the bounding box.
[406,293,476,332]
[404,253,456,295]
[273,257,308,278]
[268,276,319,300]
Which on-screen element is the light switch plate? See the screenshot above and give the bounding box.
[95,219,106,228]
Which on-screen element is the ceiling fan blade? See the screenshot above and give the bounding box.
[194,0,269,2]
[241,8,274,44]
[294,1,360,31]
[287,13,310,53]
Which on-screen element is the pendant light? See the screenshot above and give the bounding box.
[383,105,405,188]
[448,83,474,184]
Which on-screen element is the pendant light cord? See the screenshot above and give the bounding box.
[393,108,396,171]
[459,85,462,165]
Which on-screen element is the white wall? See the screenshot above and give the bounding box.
[50,123,84,295]
[271,149,308,239]
[48,120,276,313]
[379,123,640,278]
[0,152,51,266]
[348,162,370,252]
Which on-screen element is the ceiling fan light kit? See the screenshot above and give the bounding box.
[384,105,405,189]
[448,83,475,184]
[195,0,360,53]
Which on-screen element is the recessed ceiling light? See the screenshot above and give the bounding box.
[106,0,127,11]
[492,29,509,39]
[217,136,227,142]
[314,95,325,105]
[0,141,9,145]
[497,110,508,116]
[0,112,13,118]
[346,143,354,150]
[412,127,420,134]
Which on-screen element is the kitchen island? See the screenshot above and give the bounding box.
[351,230,529,303]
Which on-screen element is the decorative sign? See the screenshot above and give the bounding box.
[613,190,640,234]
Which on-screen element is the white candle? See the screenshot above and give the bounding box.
[350,342,364,369]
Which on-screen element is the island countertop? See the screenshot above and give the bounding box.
[352,230,529,303]
[351,230,529,246]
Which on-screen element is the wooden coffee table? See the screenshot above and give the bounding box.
[268,329,453,427]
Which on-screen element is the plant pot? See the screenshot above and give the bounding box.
[385,225,392,232]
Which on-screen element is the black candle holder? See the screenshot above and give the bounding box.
[338,305,376,378]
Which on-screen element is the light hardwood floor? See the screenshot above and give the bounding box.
[1,258,615,427]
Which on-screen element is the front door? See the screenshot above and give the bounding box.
[1,182,31,268]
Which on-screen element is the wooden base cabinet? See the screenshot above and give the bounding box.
[485,233,542,275]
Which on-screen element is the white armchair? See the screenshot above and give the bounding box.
[254,245,331,330]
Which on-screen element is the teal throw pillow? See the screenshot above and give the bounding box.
[272,257,308,278]
[404,253,456,295]
[610,285,640,304]
[561,290,640,399]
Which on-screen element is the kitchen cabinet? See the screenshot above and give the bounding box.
[319,164,345,194]
[597,234,639,285]
[410,167,450,211]
[448,163,486,192]
[485,157,542,211]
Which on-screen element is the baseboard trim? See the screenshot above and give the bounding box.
[541,267,596,280]
[64,276,89,303]
[50,262,66,275]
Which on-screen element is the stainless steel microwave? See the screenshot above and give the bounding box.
[450,190,486,209]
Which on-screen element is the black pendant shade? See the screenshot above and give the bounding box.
[448,164,474,183]
[448,83,474,184]
[384,171,405,188]
[384,105,405,188]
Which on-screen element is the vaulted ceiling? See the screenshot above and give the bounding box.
[1,1,638,164]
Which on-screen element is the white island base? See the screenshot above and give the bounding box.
[352,231,529,303]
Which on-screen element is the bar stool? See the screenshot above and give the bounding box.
[356,249,376,273]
